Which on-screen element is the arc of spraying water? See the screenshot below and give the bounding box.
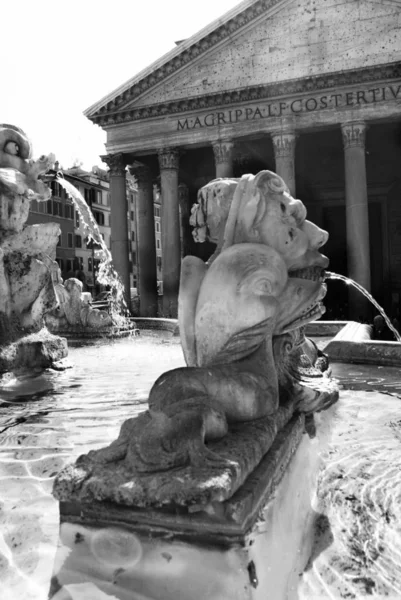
[56,177,131,328]
[325,271,401,343]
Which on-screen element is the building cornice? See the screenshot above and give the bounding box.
[85,0,287,121]
[92,61,401,128]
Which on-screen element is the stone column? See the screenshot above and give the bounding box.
[212,140,234,178]
[341,121,371,319]
[158,148,181,317]
[102,153,131,307]
[271,130,297,196]
[178,182,192,258]
[132,166,158,317]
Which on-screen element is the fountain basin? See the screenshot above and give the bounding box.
[306,320,401,367]
[130,318,401,366]
[52,325,140,341]
[132,317,179,335]
[2,331,401,599]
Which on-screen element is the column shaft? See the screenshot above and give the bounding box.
[178,183,193,258]
[158,149,181,317]
[271,131,297,196]
[341,121,371,319]
[103,153,131,307]
[213,140,234,178]
[133,166,158,317]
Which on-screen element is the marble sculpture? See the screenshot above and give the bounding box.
[54,170,338,508]
[0,124,67,373]
[45,274,113,332]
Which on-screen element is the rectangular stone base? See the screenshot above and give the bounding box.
[49,409,335,599]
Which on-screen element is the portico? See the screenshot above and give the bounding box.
[85,0,401,319]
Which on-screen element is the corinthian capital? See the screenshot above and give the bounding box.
[158,148,180,171]
[212,140,234,165]
[271,130,297,159]
[341,121,366,149]
[101,153,127,176]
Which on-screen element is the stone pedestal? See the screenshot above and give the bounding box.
[341,122,371,320]
[104,153,131,307]
[158,148,181,317]
[49,409,335,600]
[213,139,234,178]
[132,166,158,317]
[271,130,297,197]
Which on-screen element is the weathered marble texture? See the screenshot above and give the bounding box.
[54,171,338,508]
[130,0,401,108]
[189,177,239,249]
[45,277,113,332]
[0,125,66,373]
[1,222,60,258]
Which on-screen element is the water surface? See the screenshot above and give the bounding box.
[1,336,401,599]
[0,334,183,600]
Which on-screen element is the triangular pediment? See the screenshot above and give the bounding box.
[84,0,293,122]
[86,0,401,125]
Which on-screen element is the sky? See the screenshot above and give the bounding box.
[2,0,241,170]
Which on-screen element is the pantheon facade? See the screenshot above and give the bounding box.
[85,0,401,319]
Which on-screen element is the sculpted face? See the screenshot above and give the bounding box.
[233,171,329,272]
[252,193,328,271]
[0,124,32,173]
[195,171,329,273]
[191,172,330,344]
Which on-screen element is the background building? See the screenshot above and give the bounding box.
[29,177,76,280]
[84,0,401,321]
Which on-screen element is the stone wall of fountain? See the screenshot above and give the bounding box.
[0,125,68,375]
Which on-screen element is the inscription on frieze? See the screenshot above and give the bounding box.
[176,84,401,131]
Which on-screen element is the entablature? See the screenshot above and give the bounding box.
[103,63,401,157]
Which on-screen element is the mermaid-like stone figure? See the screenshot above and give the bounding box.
[45,275,113,331]
[88,171,337,474]
[0,125,59,337]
